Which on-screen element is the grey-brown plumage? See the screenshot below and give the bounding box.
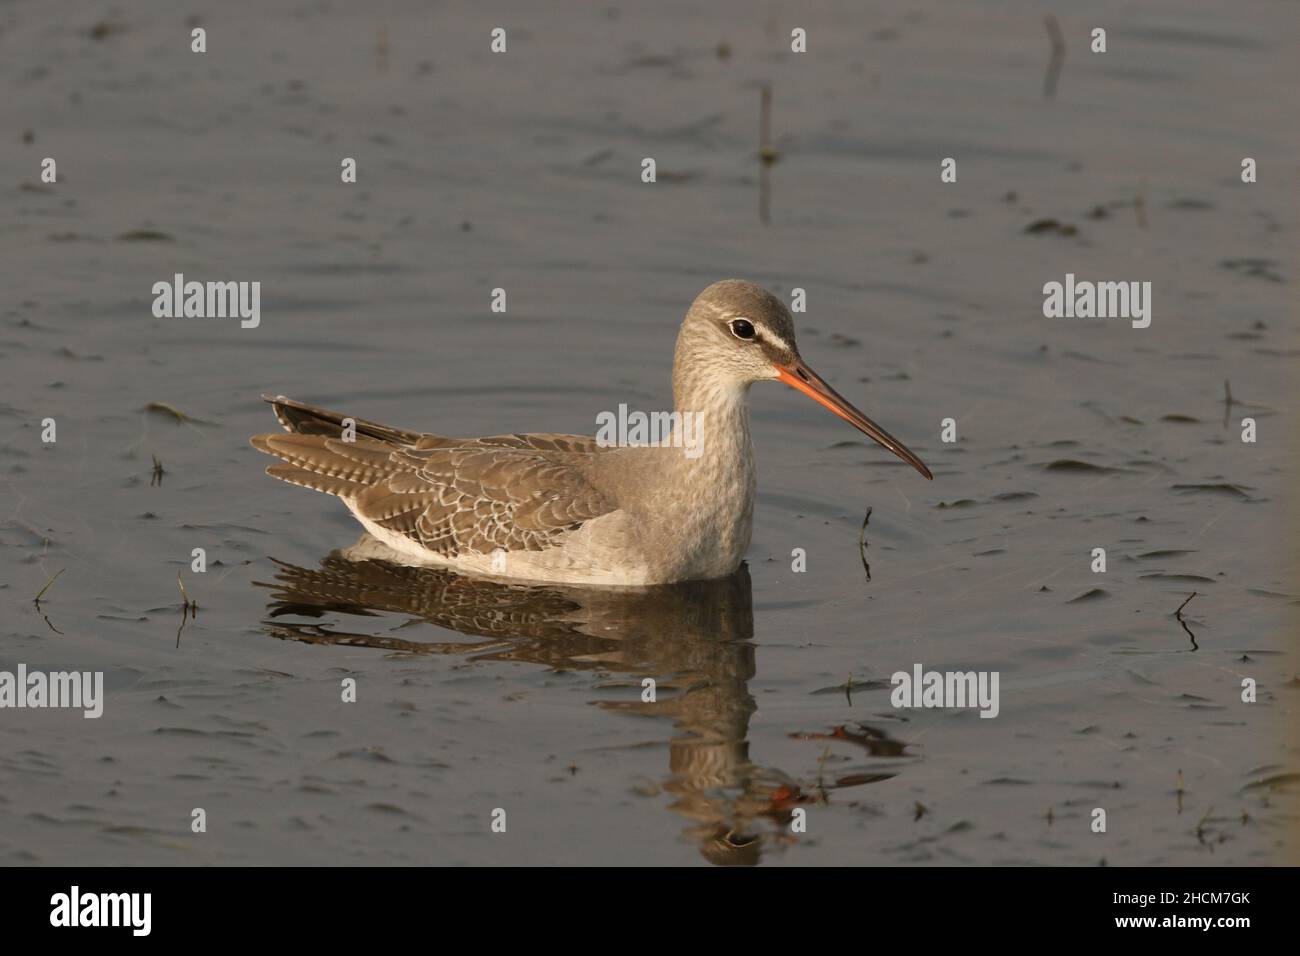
[251,413,615,554]
[250,279,931,585]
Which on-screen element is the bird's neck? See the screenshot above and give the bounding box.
[670,367,754,475]
[634,368,755,578]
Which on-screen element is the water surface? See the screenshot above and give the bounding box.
[1,0,1296,865]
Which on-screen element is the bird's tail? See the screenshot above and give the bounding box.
[251,395,417,498]
[249,430,400,499]
[259,393,422,445]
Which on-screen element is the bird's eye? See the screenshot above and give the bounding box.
[729,319,756,340]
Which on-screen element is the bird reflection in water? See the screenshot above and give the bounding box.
[256,539,908,865]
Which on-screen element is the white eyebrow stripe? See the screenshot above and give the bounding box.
[752,324,790,352]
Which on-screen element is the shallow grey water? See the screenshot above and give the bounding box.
[1,0,1297,865]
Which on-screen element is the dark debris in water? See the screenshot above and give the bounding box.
[1220,258,1283,282]
[1067,588,1109,603]
[1024,218,1078,237]
[1042,459,1118,473]
[90,21,127,41]
[790,723,908,758]
[812,678,890,695]
[118,229,173,242]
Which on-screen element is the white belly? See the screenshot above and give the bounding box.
[348,512,660,587]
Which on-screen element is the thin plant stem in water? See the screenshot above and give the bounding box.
[1043,15,1066,99]
[176,573,198,647]
[758,86,778,224]
[1175,591,1198,651]
[858,507,873,581]
[34,567,65,605]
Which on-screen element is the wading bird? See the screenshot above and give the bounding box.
[251,280,931,585]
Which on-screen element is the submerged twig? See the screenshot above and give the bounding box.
[1195,804,1215,845]
[814,745,832,804]
[143,401,217,426]
[375,25,389,74]
[145,401,194,422]
[857,507,873,581]
[1043,15,1066,99]
[1218,378,1271,428]
[34,568,65,605]
[758,85,778,224]
[176,573,198,647]
[1175,591,1198,651]
[34,568,66,635]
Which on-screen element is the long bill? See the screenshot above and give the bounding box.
[775,359,933,480]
